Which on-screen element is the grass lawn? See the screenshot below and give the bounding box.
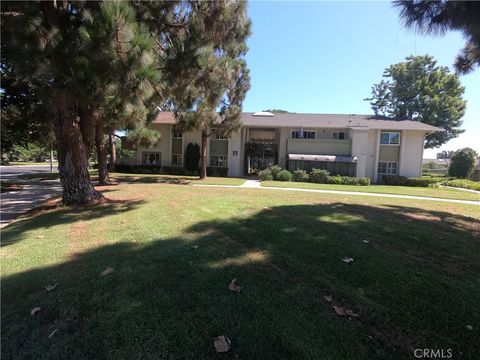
[1,185,479,359]
[17,172,245,186]
[261,180,480,202]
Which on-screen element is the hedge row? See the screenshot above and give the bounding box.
[442,179,480,191]
[259,166,370,186]
[115,164,228,177]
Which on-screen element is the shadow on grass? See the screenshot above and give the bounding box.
[1,202,479,359]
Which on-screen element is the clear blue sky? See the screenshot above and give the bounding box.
[243,1,479,158]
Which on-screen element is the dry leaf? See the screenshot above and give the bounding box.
[48,329,58,338]
[342,257,354,264]
[35,235,45,239]
[346,309,360,318]
[466,325,473,331]
[228,279,241,293]
[31,307,42,316]
[100,267,115,277]
[332,305,346,316]
[213,335,231,353]
[45,282,58,292]
[120,220,127,224]
[192,245,199,250]
[324,295,333,302]
[362,240,370,244]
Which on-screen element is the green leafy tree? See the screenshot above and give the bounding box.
[167,0,251,179]
[366,55,466,148]
[262,109,289,113]
[394,1,480,74]
[436,150,455,165]
[448,148,478,178]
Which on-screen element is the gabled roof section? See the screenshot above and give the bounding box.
[152,111,443,132]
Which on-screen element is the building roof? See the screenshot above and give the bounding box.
[152,111,443,132]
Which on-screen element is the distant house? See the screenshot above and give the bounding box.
[120,111,442,183]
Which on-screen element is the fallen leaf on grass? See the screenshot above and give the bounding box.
[346,309,360,318]
[213,335,231,353]
[342,257,354,264]
[31,307,42,316]
[362,240,370,244]
[48,329,58,338]
[192,245,199,250]
[332,305,346,316]
[100,267,115,277]
[228,279,241,293]
[35,235,45,239]
[324,295,333,302]
[45,282,58,292]
[120,220,127,224]
[466,325,473,331]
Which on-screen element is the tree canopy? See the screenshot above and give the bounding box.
[448,148,478,178]
[394,1,480,74]
[366,55,466,149]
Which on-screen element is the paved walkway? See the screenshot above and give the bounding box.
[1,181,62,228]
[194,180,480,206]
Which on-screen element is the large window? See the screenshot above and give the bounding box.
[210,130,228,167]
[332,131,345,140]
[292,130,316,139]
[210,155,228,167]
[380,132,400,145]
[171,132,183,166]
[143,152,161,165]
[378,161,398,175]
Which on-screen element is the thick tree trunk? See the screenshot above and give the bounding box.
[199,131,208,180]
[96,123,110,185]
[80,104,98,159]
[55,90,104,205]
[108,134,116,172]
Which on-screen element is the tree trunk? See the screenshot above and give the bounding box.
[54,90,104,205]
[199,131,208,180]
[96,123,110,185]
[108,134,116,172]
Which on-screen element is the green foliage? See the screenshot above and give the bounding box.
[10,143,50,162]
[292,169,309,182]
[115,164,161,174]
[366,55,466,148]
[125,127,160,148]
[262,109,289,113]
[442,179,480,191]
[276,170,292,182]
[269,165,283,180]
[309,169,330,184]
[326,176,370,186]
[185,143,200,173]
[394,1,480,74]
[448,148,478,179]
[405,177,443,187]
[258,168,273,181]
[206,167,229,177]
[382,175,408,186]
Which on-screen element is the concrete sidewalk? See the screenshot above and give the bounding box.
[194,181,480,206]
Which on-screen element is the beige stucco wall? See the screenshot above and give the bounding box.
[399,130,425,177]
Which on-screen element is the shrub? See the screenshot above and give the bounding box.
[309,168,330,183]
[206,167,228,177]
[448,148,478,178]
[327,176,370,186]
[185,143,200,172]
[292,169,309,182]
[269,165,283,180]
[442,179,480,191]
[276,170,292,181]
[162,166,186,175]
[382,175,408,186]
[404,177,442,187]
[258,168,273,181]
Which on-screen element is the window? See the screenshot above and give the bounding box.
[377,161,398,174]
[332,132,345,140]
[380,132,400,145]
[212,129,227,140]
[143,152,161,165]
[210,155,228,167]
[171,132,183,165]
[291,130,316,139]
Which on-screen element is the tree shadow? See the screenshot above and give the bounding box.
[1,202,479,359]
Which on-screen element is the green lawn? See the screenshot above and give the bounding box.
[6,161,57,166]
[261,180,480,202]
[17,172,245,186]
[2,185,479,359]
